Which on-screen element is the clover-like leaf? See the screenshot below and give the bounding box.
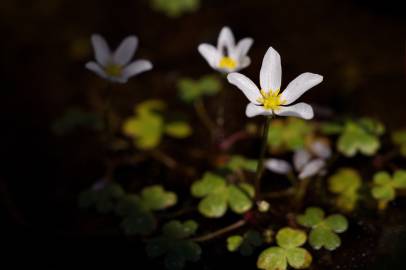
[52,107,104,135]
[162,220,198,239]
[177,75,221,103]
[372,170,406,209]
[297,207,348,251]
[267,118,314,153]
[115,194,157,235]
[227,230,263,256]
[328,168,362,212]
[150,0,200,18]
[257,228,312,270]
[164,121,192,138]
[146,220,201,270]
[123,100,191,149]
[223,155,258,173]
[78,181,125,213]
[227,235,244,252]
[136,99,166,115]
[123,110,164,149]
[191,172,254,218]
[392,129,406,157]
[337,119,383,157]
[227,184,253,214]
[140,185,178,211]
[320,122,343,135]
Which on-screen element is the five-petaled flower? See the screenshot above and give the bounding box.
[198,26,253,73]
[86,34,153,83]
[227,47,323,119]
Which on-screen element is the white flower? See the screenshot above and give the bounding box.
[227,47,323,119]
[265,140,331,179]
[86,34,153,83]
[198,26,253,73]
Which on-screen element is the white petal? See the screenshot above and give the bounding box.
[260,47,282,91]
[310,140,332,159]
[85,61,108,79]
[230,38,253,60]
[245,103,272,118]
[280,73,323,105]
[298,159,326,179]
[237,57,251,70]
[113,36,138,66]
[198,43,220,68]
[227,73,261,104]
[293,149,311,171]
[275,103,314,120]
[217,26,235,55]
[122,60,153,79]
[265,159,292,174]
[91,34,111,66]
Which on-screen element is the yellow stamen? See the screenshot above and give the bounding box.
[104,63,123,77]
[257,89,286,111]
[219,57,237,69]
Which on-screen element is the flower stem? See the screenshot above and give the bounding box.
[194,99,217,135]
[102,83,115,145]
[191,219,246,242]
[254,116,272,201]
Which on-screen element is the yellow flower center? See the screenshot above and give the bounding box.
[219,57,237,70]
[104,63,123,77]
[257,89,286,111]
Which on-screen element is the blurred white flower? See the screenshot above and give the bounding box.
[198,26,253,73]
[227,47,323,119]
[265,140,331,179]
[86,34,153,83]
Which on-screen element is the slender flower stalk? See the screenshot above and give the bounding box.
[254,116,272,200]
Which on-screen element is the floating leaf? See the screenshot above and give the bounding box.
[267,118,314,153]
[165,121,192,138]
[257,228,312,270]
[191,172,254,218]
[177,75,221,103]
[371,170,406,210]
[224,155,258,173]
[392,129,406,157]
[297,207,348,251]
[52,107,103,135]
[78,182,124,213]
[146,220,201,270]
[328,168,362,211]
[227,230,263,256]
[337,119,384,157]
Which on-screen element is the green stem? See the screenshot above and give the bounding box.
[191,219,246,242]
[102,83,114,145]
[194,99,217,135]
[254,116,272,201]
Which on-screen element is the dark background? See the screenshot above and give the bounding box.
[1,0,405,268]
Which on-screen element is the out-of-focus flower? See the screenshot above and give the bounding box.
[265,140,331,179]
[227,47,323,119]
[86,34,152,83]
[198,26,253,73]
